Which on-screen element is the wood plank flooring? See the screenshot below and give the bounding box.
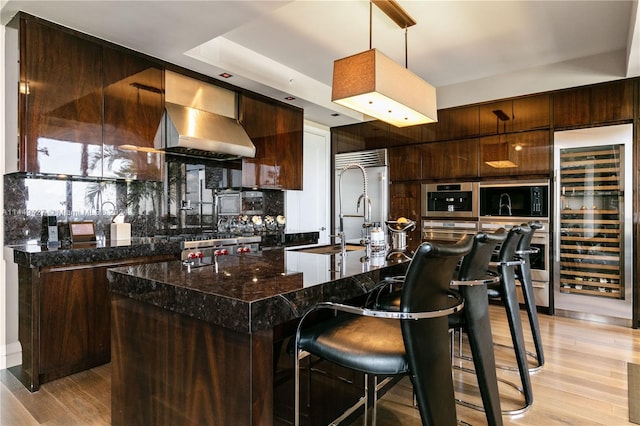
[1,305,639,425]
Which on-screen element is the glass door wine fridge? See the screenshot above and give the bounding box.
[553,124,633,324]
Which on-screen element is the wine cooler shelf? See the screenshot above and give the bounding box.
[558,144,624,299]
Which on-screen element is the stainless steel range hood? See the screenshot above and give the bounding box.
[156,70,255,160]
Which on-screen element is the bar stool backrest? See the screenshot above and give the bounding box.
[499,225,527,263]
[517,222,540,252]
[458,229,507,281]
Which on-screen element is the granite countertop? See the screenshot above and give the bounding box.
[8,230,320,268]
[108,248,410,333]
[9,237,182,268]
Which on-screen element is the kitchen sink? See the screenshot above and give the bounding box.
[290,244,363,255]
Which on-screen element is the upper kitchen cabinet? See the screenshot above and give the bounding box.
[479,130,550,178]
[240,95,303,190]
[512,94,550,131]
[422,139,479,180]
[389,145,422,182]
[19,18,103,176]
[479,100,513,135]
[440,106,480,140]
[332,121,389,153]
[413,107,478,143]
[553,80,634,128]
[103,47,165,181]
[388,125,423,147]
[479,95,550,135]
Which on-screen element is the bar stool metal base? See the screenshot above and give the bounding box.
[452,364,532,415]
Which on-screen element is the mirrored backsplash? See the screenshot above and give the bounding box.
[4,159,285,245]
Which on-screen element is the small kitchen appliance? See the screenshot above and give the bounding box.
[385,219,416,252]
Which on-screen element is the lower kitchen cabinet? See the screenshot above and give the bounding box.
[11,254,176,391]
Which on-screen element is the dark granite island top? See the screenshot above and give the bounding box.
[107,248,410,426]
[10,237,182,268]
[107,248,409,333]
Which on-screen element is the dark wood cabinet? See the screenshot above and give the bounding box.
[420,116,447,142]
[479,100,513,135]
[103,47,165,181]
[389,182,422,249]
[388,145,422,181]
[39,265,111,382]
[443,106,480,140]
[479,130,550,177]
[15,15,166,180]
[422,139,479,180]
[512,94,550,131]
[590,80,634,124]
[553,87,592,128]
[20,18,103,176]
[240,95,303,189]
[332,121,389,153]
[388,125,423,147]
[275,104,303,189]
[13,254,177,392]
[479,95,550,135]
[553,80,633,128]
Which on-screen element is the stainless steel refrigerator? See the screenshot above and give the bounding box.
[553,123,633,323]
[335,149,389,245]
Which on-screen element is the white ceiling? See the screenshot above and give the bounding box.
[2,0,639,128]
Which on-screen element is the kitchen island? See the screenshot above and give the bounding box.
[107,248,410,425]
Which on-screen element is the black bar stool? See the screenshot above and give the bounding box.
[515,221,545,370]
[374,230,506,425]
[448,229,506,425]
[293,237,473,426]
[486,225,533,414]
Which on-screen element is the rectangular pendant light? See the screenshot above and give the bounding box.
[332,49,437,127]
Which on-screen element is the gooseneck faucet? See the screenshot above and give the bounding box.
[337,163,372,256]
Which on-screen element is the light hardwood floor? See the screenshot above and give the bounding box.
[1,305,639,425]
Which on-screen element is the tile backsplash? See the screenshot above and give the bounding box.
[4,159,285,245]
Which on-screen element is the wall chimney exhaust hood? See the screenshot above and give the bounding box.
[156,70,255,160]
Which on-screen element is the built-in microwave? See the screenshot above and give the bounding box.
[479,181,549,218]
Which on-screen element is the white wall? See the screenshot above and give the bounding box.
[1,18,21,370]
[1,20,10,369]
[285,121,331,246]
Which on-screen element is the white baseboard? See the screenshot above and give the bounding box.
[0,341,22,370]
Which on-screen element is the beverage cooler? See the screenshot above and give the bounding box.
[553,124,633,323]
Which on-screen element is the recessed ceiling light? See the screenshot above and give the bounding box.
[284,96,295,101]
[219,72,232,78]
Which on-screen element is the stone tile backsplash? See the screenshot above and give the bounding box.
[4,161,285,245]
